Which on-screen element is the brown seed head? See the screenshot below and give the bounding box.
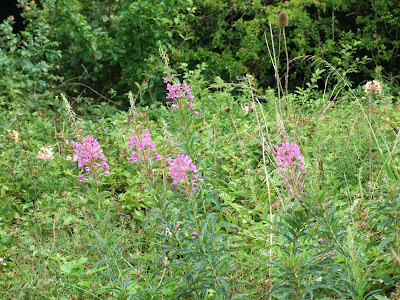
[278,11,288,27]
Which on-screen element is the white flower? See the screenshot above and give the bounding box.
[164,228,172,236]
[66,155,77,162]
[7,130,19,143]
[241,103,255,114]
[364,80,382,94]
[38,146,54,160]
[350,198,360,212]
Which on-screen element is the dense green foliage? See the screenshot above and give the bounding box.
[2,0,400,105]
[2,0,400,299]
[178,0,400,88]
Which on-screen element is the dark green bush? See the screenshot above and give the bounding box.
[173,0,400,89]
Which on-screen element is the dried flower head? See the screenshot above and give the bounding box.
[279,11,288,27]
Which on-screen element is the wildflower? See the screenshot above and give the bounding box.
[37,146,54,160]
[66,155,77,162]
[164,78,197,115]
[350,198,360,212]
[7,130,19,143]
[127,128,160,163]
[192,231,199,238]
[167,153,203,188]
[364,80,382,94]
[71,135,109,182]
[276,142,304,171]
[175,222,180,229]
[241,103,255,115]
[164,227,172,236]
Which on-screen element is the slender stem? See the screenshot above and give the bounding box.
[283,27,290,120]
[44,214,60,292]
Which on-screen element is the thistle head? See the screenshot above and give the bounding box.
[278,11,288,27]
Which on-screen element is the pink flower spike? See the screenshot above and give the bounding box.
[71,135,110,178]
[167,153,199,188]
[193,111,199,115]
[275,141,304,172]
[79,180,85,183]
[127,128,159,164]
[163,77,169,83]
[104,171,109,175]
[192,231,199,238]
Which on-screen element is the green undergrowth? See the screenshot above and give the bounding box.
[1,66,400,299]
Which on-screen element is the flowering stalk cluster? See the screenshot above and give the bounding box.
[164,77,198,115]
[71,135,109,183]
[167,153,203,191]
[127,128,160,163]
[276,142,304,171]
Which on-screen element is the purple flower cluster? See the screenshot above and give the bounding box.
[71,135,110,183]
[127,128,160,163]
[276,142,304,171]
[164,77,198,115]
[166,153,203,190]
